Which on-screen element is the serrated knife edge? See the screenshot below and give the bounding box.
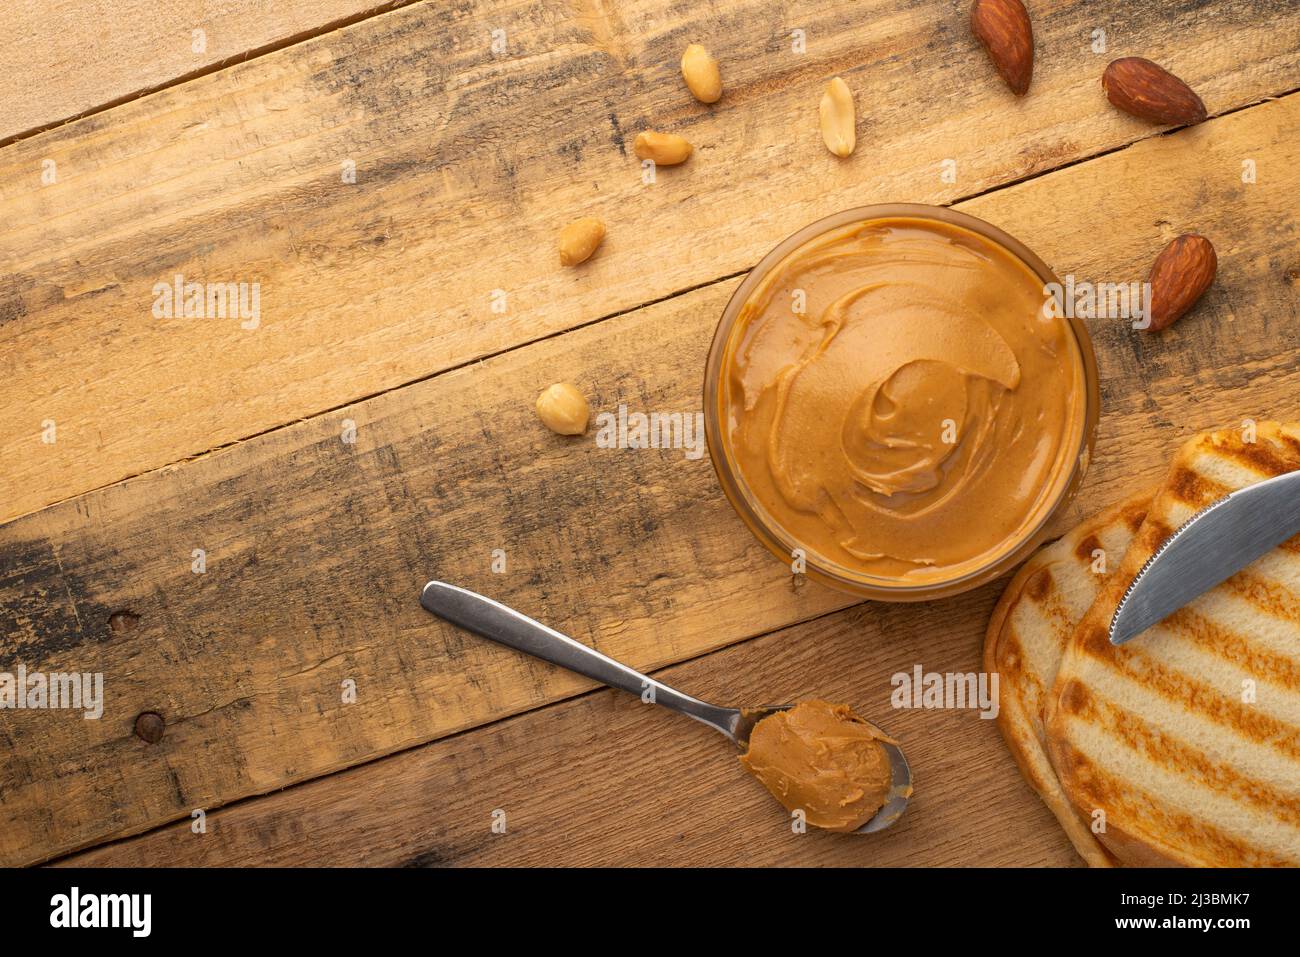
[1108,495,1230,644]
[1108,469,1300,645]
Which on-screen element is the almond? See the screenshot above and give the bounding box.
[1146,233,1216,332]
[633,131,693,165]
[970,0,1033,96]
[1102,57,1207,126]
[819,77,856,158]
[681,44,723,104]
[559,217,606,267]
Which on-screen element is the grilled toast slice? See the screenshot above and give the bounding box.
[986,491,1150,867]
[1046,422,1300,867]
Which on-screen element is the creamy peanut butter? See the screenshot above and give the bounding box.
[739,700,895,832]
[721,216,1086,585]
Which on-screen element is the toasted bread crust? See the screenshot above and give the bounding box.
[1046,423,1300,867]
[986,489,1152,867]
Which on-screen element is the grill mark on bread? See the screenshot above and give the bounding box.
[1167,467,1229,507]
[1038,566,1072,634]
[1064,758,1296,867]
[1024,565,1054,602]
[1166,607,1300,692]
[1138,519,1174,557]
[1075,533,1102,564]
[1074,612,1300,756]
[1217,441,1300,479]
[1044,732,1097,795]
[1095,698,1300,825]
[1050,725,1296,866]
[1056,677,1092,716]
[1029,571,1077,693]
[1101,645,1300,759]
[998,626,1026,680]
[1003,566,1067,694]
[1078,619,1113,657]
[1018,661,1044,704]
[1220,568,1300,626]
[1121,499,1148,533]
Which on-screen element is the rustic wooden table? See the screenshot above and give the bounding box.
[1,0,1297,868]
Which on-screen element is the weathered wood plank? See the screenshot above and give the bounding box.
[0,273,848,867]
[0,0,403,143]
[2,94,1297,865]
[59,589,1085,867]
[3,0,1298,522]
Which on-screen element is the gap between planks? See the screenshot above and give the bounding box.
[44,597,862,866]
[0,1,425,150]
[9,86,1297,531]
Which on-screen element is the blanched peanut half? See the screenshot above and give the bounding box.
[633,131,693,165]
[819,77,856,158]
[536,383,590,435]
[558,217,606,267]
[681,43,722,103]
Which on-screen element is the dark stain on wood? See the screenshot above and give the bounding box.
[0,537,117,671]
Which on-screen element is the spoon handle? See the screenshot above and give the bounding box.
[420,581,740,740]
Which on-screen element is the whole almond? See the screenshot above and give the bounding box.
[559,217,606,267]
[681,44,723,104]
[819,77,856,158]
[1103,57,1207,126]
[1146,233,1216,332]
[633,131,693,165]
[970,0,1034,96]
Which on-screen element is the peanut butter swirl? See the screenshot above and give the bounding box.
[723,217,1085,584]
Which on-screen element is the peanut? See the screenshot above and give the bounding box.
[558,217,606,267]
[819,77,856,158]
[633,131,693,166]
[535,383,590,435]
[681,44,722,104]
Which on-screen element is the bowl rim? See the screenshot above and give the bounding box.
[702,202,1102,601]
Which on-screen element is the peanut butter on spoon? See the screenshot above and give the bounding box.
[740,700,899,832]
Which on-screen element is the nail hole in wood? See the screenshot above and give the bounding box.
[134,712,165,744]
[108,610,140,634]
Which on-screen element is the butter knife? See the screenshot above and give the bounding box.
[1109,468,1300,645]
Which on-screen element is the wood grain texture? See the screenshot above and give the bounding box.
[62,591,1082,867]
[4,93,1299,866]
[0,0,402,142]
[0,274,848,868]
[3,0,1298,523]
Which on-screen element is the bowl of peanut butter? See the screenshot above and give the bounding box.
[705,204,1099,600]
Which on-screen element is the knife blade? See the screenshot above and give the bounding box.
[1109,468,1300,645]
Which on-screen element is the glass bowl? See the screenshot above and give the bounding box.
[703,203,1100,601]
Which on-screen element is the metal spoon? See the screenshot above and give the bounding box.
[419,580,912,834]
